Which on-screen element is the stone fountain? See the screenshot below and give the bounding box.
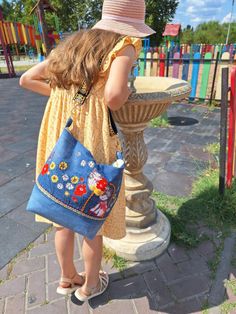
[104,74,191,262]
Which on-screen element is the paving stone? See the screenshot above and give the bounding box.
[169,275,210,301]
[168,243,190,263]
[47,254,61,283]
[177,258,210,276]
[164,154,208,177]
[152,170,193,197]
[27,299,67,314]
[88,289,110,308]
[0,216,43,269]
[122,260,156,278]
[6,203,49,235]
[0,150,36,180]
[0,146,19,164]
[45,229,56,242]
[155,252,183,283]
[29,241,55,258]
[133,295,159,314]
[68,298,90,314]
[0,264,8,281]
[0,276,26,298]
[196,240,216,260]
[108,275,148,299]
[5,292,25,314]
[5,138,37,154]
[158,298,202,314]
[0,299,5,313]
[143,270,174,308]
[0,171,11,186]
[0,171,35,216]
[48,281,59,302]
[12,256,45,276]
[92,299,136,314]
[27,270,46,308]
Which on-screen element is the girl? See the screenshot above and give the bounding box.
[20,0,155,302]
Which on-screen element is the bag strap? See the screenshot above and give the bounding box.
[72,82,118,136]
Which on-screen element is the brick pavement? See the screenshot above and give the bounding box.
[0,78,235,313]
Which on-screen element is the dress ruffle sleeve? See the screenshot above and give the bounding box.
[101,36,142,73]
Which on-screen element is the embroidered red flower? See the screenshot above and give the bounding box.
[72,196,78,203]
[41,164,49,175]
[96,178,108,191]
[74,184,87,196]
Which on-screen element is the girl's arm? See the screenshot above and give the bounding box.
[104,45,136,111]
[19,60,51,96]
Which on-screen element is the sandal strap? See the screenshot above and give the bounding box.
[86,272,109,294]
[60,277,73,284]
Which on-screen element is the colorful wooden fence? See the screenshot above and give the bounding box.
[137,49,235,102]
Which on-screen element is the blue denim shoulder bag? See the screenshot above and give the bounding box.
[26,83,124,239]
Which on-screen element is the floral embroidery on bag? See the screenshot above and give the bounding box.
[57,183,64,190]
[81,160,86,167]
[62,174,69,181]
[42,164,49,175]
[72,196,78,203]
[71,176,79,184]
[76,152,81,157]
[80,177,84,182]
[88,169,108,196]
[66,183,74,190]
[64,191,70,197]
[74,184,87,196]
[51,175,59,183]
[50,162,56,170]
[88,161,95,168]
[59,162,68,170]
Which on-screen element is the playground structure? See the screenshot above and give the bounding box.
[0,1,61,77]
[162,23,181,50]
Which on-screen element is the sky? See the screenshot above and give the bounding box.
[173,0,235,28]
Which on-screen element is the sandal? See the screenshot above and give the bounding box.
[74,271,109,301]
[56,272,85,295]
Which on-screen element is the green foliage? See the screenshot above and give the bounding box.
[146,0,179,45]
[152,167,236,247]
[0,0,179,39]
[181,21,236,44]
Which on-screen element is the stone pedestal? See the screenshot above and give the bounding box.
[104,77,191,261]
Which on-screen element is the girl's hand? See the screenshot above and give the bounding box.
[19,60,51,97]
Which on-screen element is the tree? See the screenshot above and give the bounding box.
[146,0,179,45]
[181,27,194,45]
[1,0,179,40]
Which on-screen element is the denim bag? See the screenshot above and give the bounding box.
[26,84,125,239]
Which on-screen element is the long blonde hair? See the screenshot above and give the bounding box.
[47,29,124,90]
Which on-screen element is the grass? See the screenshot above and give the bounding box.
[221,301,236,314]
[103,246,127,272]
[150,116,171,128]
[152,168,236,248]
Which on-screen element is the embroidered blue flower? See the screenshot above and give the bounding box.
[66,183,74,190]
[57,183,64,190]
[62,174,69,181]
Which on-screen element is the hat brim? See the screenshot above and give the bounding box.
[93,19,156,38]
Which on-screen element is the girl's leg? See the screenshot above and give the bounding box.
[81,235,103,293]
[55,227,84,287]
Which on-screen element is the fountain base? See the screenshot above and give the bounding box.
[104,209,171,262]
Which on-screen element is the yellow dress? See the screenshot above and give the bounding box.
[35,36,142,240]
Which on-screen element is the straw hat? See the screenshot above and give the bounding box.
[93,0,156,38]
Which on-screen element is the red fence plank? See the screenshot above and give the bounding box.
[227,67,236,187]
